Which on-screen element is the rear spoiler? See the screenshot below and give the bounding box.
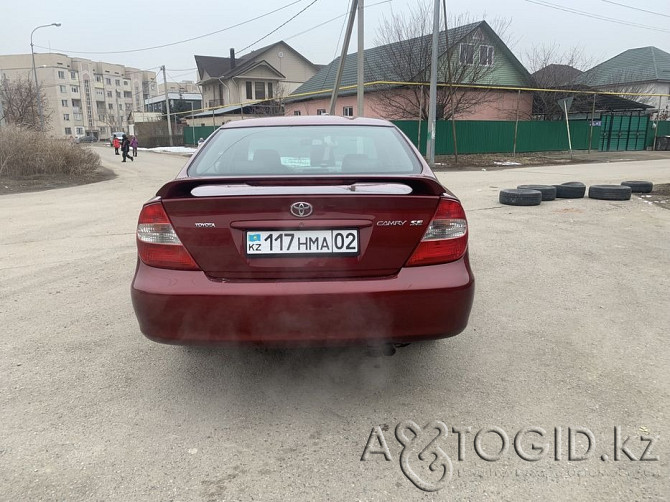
[156,176,449,199]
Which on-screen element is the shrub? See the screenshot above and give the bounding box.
[0,126,101,177]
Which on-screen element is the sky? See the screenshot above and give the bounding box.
[1,0,668,84]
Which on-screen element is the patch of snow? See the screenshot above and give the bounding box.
[493,161,521,166]
[140,146,198,154]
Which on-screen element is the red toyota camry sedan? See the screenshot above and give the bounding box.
[131,116,474,346]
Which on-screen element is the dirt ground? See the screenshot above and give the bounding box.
[433,149,670,171]
[639,182,670,210]
[0,166,116,196]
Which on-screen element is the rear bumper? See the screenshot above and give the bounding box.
[131,254,475,346]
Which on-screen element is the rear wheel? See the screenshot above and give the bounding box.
[499,189,542,206]
[588,185,632,201]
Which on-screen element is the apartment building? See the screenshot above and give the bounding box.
[0,52,157,139]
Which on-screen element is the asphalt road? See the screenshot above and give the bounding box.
[2,145,669,501]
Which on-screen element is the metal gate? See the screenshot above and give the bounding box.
[599,112,649,151]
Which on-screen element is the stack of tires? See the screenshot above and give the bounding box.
[499,181,653,206]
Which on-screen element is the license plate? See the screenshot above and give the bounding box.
[246,229,359,256]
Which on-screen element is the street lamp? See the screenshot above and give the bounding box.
[31,22,61,131]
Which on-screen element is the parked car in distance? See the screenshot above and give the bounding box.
[75,135,98,143]
[131,116,475,347]
[110,131,125,146]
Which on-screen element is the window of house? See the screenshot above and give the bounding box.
[59,85,67,93]
[107,91,112,97]
[317,109,327,115]
[293,110,301,116]
[58,71,65,79]
[116,91,121,98]
[267,82,273,99]
[61,99,68,107]
[479,45,494,66]
[63,113,70,121]
[70,71,76,79]
[99,127,106,135]
[343,106,354,117]
[95,75,102,82]
[124,81,128,86]
[65,127,72,135]
[108,103,113,110]
[254,82,266,100]
[246,81,253,99]
[71,86,79,93]
[459,43,475,65]
[115,79,120,86]
[105,78,111,85]
[76,127,84,135]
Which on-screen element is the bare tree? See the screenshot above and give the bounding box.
[371,2,512,120]
[98,111,122,133]
[0,75,52,130]
[253,82,288,116]
[525,43,596,119]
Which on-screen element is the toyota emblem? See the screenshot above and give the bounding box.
[290,202,313,218]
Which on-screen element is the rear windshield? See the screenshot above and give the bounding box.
[188,125,421,177]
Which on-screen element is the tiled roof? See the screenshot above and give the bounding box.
[575,46,670,86]
[288,21,531,101]
[532,64,583,87]
[195,55,236,81]
[196,41,317,83]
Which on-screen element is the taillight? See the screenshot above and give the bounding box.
[136,201,200,270]
[406,197,468,266]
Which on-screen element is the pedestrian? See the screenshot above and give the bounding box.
[130,135,138,157]
[121,134,134,162]
[113,136,120,155]
[197,137,204,148]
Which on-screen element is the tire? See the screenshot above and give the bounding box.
[621,180,653,193]
[554,182,586,198]
[517,184,557,201]
[499,189,542,206]
[588,185,632,201]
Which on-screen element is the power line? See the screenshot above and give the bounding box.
[284,0,391,43]
[601,0,670,18]
[524,0,670,33]
[34,0,304,55]
[320,0,352,91]
[237,0,320,54]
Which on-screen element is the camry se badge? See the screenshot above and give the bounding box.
[290,202,313,218]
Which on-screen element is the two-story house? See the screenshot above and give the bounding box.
[194,41,319,125]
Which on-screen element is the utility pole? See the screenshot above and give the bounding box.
[30,23,61,132]
[330,0,358,115]
[0,69,5,128]
[426,0,440,165]
[357,0,364,117]
[443,0,457,163]
[161,65,173,146]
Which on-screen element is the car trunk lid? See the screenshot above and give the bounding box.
[159,176,449,280]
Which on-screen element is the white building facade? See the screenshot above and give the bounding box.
[0,52,157,139]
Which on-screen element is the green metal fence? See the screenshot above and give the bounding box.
[183,120,670,153]
[183,126,217,145]
[393,119,601,155]
[648,120,670,149]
